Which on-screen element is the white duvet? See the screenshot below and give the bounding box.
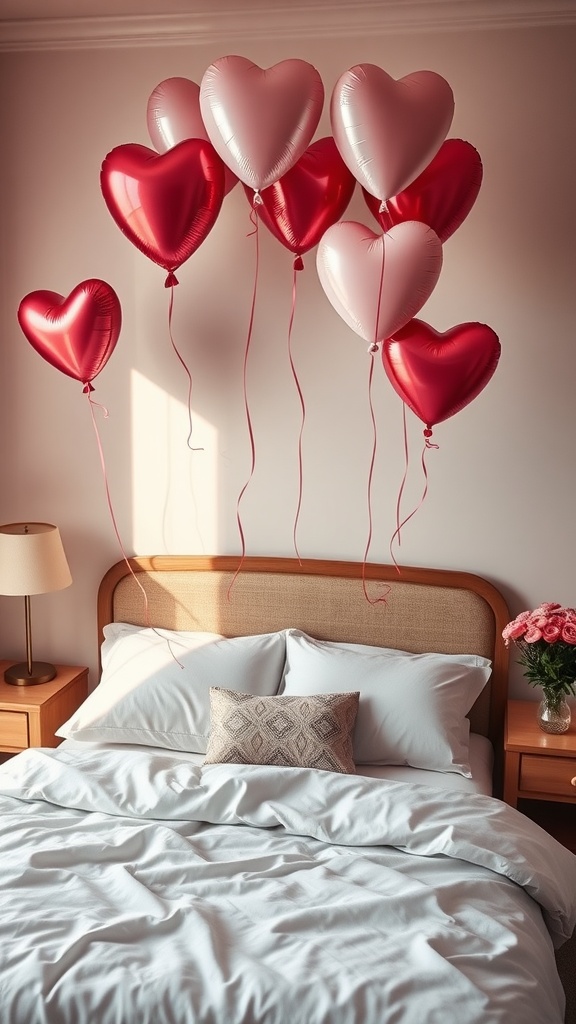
[0,746,575,1024]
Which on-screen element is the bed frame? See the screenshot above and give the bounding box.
[97,555,511,792]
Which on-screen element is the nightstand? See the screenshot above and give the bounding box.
[0,663,88,757]
[503,700,576,852]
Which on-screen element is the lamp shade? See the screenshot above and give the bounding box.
[0,523,72,596]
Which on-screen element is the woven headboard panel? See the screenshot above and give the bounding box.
[98,555,510,753]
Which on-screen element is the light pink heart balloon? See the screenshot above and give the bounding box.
[382,318,501,428]
[146,76,237,195]
[200,56,324,193]
[331,64,454,202]
[316,221,443,344]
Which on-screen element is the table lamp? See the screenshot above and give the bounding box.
[0,522,72,685]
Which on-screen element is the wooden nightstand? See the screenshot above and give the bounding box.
[503,700,576,852]
[0,662,88,757]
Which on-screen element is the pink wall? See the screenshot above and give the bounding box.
[1,15,575,700]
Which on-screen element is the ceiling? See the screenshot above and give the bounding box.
[0,0,204,16]
[3,0,576,19]
[1,0,575,51]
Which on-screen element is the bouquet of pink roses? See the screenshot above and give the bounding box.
[502,602,576,701]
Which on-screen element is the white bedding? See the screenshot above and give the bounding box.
[0,744,574,1024]
[58,731,495,794]
[358,732,494,794]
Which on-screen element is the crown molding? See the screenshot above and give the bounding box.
[1,1,575,52]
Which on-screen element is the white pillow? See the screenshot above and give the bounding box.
[281,630,492,775]
[57,625,287,753]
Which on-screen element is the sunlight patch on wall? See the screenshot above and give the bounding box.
[131,369,218,554]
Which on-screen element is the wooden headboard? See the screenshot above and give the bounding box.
[98,555,510,762]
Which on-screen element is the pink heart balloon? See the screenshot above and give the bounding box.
[382,318,501,428]
[200,56,324,193]
[331,64,454,202]
[100,139,225,281]
[316,221,443,344]
[363,139,483,243]
[146,76,238,195]
[18,279,121,387]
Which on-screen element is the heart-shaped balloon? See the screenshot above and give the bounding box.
[363,139,483,243]
[316,221,443,344]
[100,139,225,281]
[382,318,501,427]
[18,279,121,387]
[146,76,238,196]
[200,56,324,193]
[243,137,356,263]
[331,64,454,202]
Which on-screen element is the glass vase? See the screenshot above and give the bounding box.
[537,691,572,734]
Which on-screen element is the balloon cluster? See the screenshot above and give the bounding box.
[17,55,500,435]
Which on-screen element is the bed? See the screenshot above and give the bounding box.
[0,554,574,1024]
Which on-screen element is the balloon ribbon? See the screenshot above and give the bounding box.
[166,281,203,452]
[289,255,306,564]
[362,239,390,605]
[389,415,439,571]
[228,206,260,599]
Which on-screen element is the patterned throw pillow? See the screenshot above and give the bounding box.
[204,687,359,774]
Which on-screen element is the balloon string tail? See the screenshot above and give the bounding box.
[288,261,305,564]
[393,401,411,557]
[362,354,390,606]
[167,282,203,452]
[228,209,260,599]
[389,433,436,569]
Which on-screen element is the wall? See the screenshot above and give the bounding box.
[1,13,575,699]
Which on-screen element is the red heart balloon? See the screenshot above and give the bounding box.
[243,138,356,263]
[18,279,121,387]
[100,139,225,281]
[382,318,500,428]
[363,139,482,243]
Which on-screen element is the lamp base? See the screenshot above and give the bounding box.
[4,661,57,686]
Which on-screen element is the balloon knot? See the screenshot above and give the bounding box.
[82,382,94,394]
[294,255,304,272]
[367,342,380,355]
[253,190,263,207]
[165,271,179,288]
[378,199,388,214]
[424,427,439,449]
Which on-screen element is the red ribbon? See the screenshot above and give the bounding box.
[166,281,203,452]
[228,208,260,600]
[361,242,390,605]
[389,417,438,570]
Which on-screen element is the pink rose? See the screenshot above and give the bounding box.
[536,602,562,613]
[561,621,576,644]
[502,619,528,642]
[524,626,543,643]
[542,622,562,643]
[529,615,548,629]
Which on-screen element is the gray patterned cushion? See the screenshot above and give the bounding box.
[204,687,359,774]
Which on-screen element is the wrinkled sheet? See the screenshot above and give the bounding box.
[0,745,575,1024]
